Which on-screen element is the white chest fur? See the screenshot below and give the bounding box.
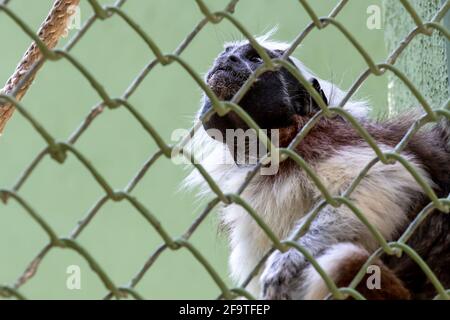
[221,168,313,290]
[186,136,431,297]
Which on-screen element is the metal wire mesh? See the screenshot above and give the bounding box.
[0,0,449,300]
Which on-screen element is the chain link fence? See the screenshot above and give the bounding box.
[0,0,449,300]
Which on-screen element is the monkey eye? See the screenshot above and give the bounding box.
[247,52,262,63]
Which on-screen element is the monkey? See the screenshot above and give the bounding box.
[185,33,450,300]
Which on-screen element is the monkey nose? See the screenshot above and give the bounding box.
[227,55,246,71]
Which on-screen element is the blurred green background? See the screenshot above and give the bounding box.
[0,0,387,299]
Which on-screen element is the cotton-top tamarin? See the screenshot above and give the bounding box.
[186,34,449,300]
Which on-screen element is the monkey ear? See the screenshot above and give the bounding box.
[309,78,328,112]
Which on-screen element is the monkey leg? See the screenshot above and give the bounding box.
[301,243,411,300]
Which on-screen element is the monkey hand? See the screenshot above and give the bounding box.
[260,248,306,300]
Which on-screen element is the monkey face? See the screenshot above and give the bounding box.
[201,42,328,138]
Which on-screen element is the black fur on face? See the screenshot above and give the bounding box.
[201,42,328,137]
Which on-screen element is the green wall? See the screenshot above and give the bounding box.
[0,0,387,299]
[384,0,449,114]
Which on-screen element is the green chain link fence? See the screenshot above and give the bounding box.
[0,0,449,300]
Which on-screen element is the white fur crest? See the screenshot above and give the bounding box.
[224,29,370,118]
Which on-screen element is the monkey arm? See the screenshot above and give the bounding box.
[260,206,367,300]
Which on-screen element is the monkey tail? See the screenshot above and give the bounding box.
[301,243,411,300]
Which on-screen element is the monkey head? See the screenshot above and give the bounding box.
[200,41,328,139]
